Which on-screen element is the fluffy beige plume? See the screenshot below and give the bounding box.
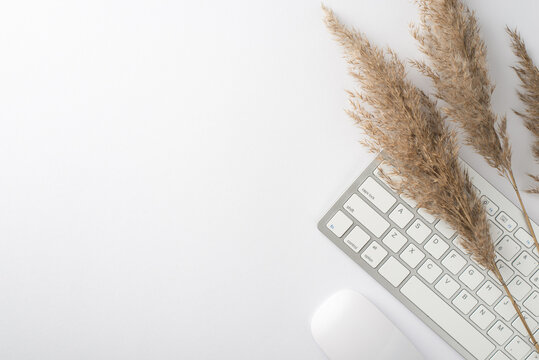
[507,27,539,193]
[323,4,539,351]
[410,0,511,173]
[411,0,539,260]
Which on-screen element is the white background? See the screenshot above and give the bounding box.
[0,0,538,359]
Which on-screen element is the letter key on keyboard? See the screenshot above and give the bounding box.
[524,292,539,317]
[400,244,424,268]
[435,274,460,299]
[389,204,413,228]
[382,228,407,253]
[441,250,466,274]
[470,305,495,330]
[477,281,502,306]
[424,234,449,259]
[406,219,431,244]
[488,321,513,345]
[418,259,442,284]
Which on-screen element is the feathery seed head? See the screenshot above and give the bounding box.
[323,5,496,270]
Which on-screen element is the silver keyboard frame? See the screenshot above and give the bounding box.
[318,156,539,360]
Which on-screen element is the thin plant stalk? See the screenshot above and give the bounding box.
[493,266,539,352]
[507,169,538,248]
[507,174,539,255]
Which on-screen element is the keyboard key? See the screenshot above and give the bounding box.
[505,336,530,359]
[435,220,457,239]
[532,270,539,288]
[400,244,425,268]
[378,256,410,287]
[470,256,487,271]
[361,241,388,268]
[508,276,532,301]
[513,251,538,276]
[424,234,449,259]
[495,296,518,321]
[477,280,502,306]
[417,208,436,223]
[524,291,539,317]
[344,194,389,237]
[327,211,352,237]
[400,195,417,208]
[480,195,499,216]
[495,235,521,261]
[441,250,467,274]
[382,228,407,253]
[452,236,468,254]
[452,289,478,314]
[488,320,513,345]
[343,226,370,253]
[389,204,413,228]
[406,219,431,244]
[526,351,539,360]
[470,305,495,330]
[489,220,503,241]
[435,274,460,299]
[490,351,510,360]
[358,177,396,213]
[418,259,442,283]
[401,276,495,360]
[459,265,485,290]
[512,311,537,336]
[515,228,534,248]
[489,260,514,284]
[496,211,517,233]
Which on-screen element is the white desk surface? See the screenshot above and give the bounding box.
[1,0,538,359]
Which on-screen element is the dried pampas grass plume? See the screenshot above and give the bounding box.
[507,27,539,193]
[411,0,539,259]
[410,0,510,173]
[323,4,539,352]
[321,6,494,267]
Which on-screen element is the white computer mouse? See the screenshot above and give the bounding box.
[311,289,423,360]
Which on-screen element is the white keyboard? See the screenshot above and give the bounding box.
[318,157,539,360]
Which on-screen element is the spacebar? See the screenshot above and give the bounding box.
[401,276,495,360]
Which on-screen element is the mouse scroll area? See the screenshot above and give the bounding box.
[311,290,423,360]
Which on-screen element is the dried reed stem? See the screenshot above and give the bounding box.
[411,0,539,257]
[493,266,539,352]
[507,169,538,249]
